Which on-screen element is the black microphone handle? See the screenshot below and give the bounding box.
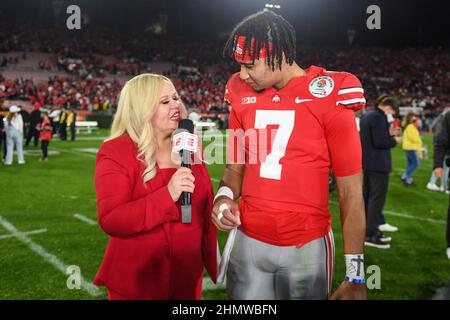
[180,150,192,205]
[180,150,192,223]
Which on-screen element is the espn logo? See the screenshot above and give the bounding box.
[242,96,257,105]
[172,131,198,153]
[187,136,196,148]
[175,136,182,147]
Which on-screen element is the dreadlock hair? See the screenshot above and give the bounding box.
[223,10,296,71]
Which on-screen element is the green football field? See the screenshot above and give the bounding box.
[0,128,449,300]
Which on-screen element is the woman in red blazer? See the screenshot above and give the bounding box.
[94,73,217,300]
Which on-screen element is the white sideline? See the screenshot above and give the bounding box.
[73,214,97,226]
[0,228,47,240]
[329,200,446,224]
[0,216,102,297]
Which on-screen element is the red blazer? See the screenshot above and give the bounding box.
[93,134,217,299]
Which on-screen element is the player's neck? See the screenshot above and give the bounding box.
[272,62,306,91]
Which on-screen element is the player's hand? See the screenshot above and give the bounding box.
[330,281,367,300]
[434,167,444,179]
[212,196,241,232]
[167,167,195,202]
[394,136,402,144]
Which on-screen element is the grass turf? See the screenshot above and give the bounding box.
[0,129,449,299]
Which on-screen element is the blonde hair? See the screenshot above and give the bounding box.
[109,73,174,183]
[401,112,417,130]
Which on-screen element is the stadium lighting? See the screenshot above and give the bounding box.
[265,3,281,10]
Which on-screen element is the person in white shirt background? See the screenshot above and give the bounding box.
[3,105,25,165]
[49,107,61,136]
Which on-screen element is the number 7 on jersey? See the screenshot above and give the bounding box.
[254,110,295,180]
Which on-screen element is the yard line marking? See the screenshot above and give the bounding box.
[72,148,99,154]
[211,178,220,183]
[329,200,445,224]
[50,147,96,158]
[382,209,446,224]
[73,214,97,226]
[76,137,108,141]
[0,228,47,240]
[59,195,79,200]
[0,216,102,297]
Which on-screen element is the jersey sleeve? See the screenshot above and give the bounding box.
[335,73,366,111]
[324,107,363,177]
[224,74,237,105]
[224,75,245,164]
[224,84,232,105]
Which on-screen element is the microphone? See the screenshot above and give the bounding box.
[171,119,197,223]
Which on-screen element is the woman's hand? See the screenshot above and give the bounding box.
[167,167,195,202]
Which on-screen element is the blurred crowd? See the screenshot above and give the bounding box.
[0,25,449,116]
[0,73,121,112]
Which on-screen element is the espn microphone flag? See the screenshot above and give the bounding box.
[172,131,198,153]
[172,119,197,223]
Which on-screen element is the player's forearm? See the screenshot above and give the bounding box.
[215,164,244,202]
[336,173,366,254]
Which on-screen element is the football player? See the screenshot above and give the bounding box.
[212,10,367,300]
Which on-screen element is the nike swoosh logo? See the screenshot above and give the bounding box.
[295,97,313,104]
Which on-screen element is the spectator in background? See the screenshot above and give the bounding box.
[360,95,402,249]
[49,107,61,135]
[59,107,68,141]
[3,105,25,165]
[0,99,7,162]
[25,102,41,147]
[401,113,423,186]
[19,106,30,143]
[67,108,76,141]
[38,110,52,161]
[427,107,450,193]
[432,107,450,259]
[188,108,201,124]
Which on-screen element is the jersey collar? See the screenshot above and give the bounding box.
[265,65,324,94]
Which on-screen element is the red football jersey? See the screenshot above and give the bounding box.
[225,65,365,246]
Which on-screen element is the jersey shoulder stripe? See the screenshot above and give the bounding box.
[332,72,366,111]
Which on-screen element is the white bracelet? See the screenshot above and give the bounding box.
[344,254,365,284]
[214,186,234,203]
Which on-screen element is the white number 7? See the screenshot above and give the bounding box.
[254,110,295,180]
